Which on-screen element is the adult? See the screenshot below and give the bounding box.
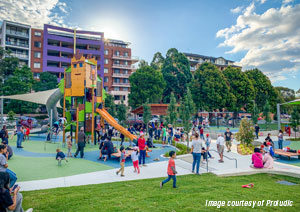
[216,134,225,163]
[16,122,23,148]
[74,127,86,158]
[190,133,205,175]
[0,125,9,144]
[138,132,147,166]
[263,152,274,169]
[95,121,101,143]
[162,125,167,145]
[154,126,161,140]
[108,126,113,138]
[148,125,153,140]
[278,130,284,149]
[1,142,13,160]
[224,128,232,152]
[250,148,263,168]
[0,172,33,212]
[255,124,260,139]
[120,133,125,146]
[100,138,114,161]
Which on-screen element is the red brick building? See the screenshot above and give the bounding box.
[30,28,43,78]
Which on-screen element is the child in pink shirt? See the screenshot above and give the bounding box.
[250,148,263,168]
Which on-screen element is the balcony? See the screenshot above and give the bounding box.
[10,53,29,60]
[112,63,134,69]
[112,73,130,78]
[112,82,130,87]
[6,41,29,48]
[110,90,129,95]
[6,30,29,38]
[112,55,139,61]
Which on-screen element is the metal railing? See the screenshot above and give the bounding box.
[6,41,29,48]
[6,30,29,38]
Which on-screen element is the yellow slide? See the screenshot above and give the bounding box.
[96,108,137,141]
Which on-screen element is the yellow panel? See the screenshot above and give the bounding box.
[85,64,92,88]
[96,97,103,103]
[65,88,72,97]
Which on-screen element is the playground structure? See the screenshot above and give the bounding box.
[58,53,137,144]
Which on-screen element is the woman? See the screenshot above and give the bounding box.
[0,172,33,212]
[250,148,263,168]
[278,130,284,149]
[190,133,205,175]
[263,152,274,169]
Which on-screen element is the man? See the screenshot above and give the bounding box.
[101,137,114,161]
[224,128,232,152]
[16,121,23,148]
[74,127,86,158]
[255,124,260,139]
[216,134,225,163]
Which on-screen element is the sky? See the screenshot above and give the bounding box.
[0,0,299,91]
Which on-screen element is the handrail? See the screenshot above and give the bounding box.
[206,149,238,171]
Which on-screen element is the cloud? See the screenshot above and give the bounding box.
[217,2,300,82]
[0,0,69,28]
[230,6,244,14]
[283,0,294,4]
[260,0,267,4]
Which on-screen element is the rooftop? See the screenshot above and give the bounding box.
[183,52,234,63]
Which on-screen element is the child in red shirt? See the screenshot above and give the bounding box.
[160,151,177,188]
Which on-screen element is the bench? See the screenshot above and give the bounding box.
[275,149,300,160]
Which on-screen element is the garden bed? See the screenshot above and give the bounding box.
[237,143,254,155]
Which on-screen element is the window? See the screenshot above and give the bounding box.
[123,78,129,83]
[34,41,41,48]
[124,52,128,56]
[104,68,108,73]
[114,69,120,74]
[123,70,128,74]
[33,73,40,79]
[104,49,108,55]
[73,64,77,68]
[114,78,120,83]
[34,62,41,68]
[104,77,108,82]
[104,86,108,91]
[34,51,41,58]
[123,96,126,101]
[80,63,83,67]
[124,61,128,65]
[114,87,120,91]
[104,59,108,64]
[123,87,129,91]
[114,95,120,100]
[34,31,41,37]
[115,51,120,56]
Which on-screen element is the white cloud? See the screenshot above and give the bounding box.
[260,0,267,4]
[0,0,69,28]
[231,6,244,14]
[217,2,300,82]
[283,0,295,4]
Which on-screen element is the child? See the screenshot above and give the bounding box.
[46,124,51,142]
[56,149,68,166]
[0,144,8,172]
[116,146,126,177]
[25,127,30,140]
[160,151,177,188]
[131,147,140,174]
[266,142,274,157]
[67,135,72,157]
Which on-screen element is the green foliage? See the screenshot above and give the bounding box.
[151,52,164,70]
[167,93,177,126]
[290,107,300,138]
[263,100,271,129]
[191,62,236,111]
[245,68,278,111]
[128,65,165,109]
[251,103,260,124]
[7,110,15,122]
[33,72,58,92]
[116,100,127,126]
[223,66,255,111]
[164,142,189,157]
[235,118,255,145]
[142,99,151,125]
[138,60,149,68]
[105,94,116,117]
[0,47,19,79]
[161,48,192,102]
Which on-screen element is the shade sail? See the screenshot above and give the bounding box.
[282,99,300,105]
[0,89,62,108]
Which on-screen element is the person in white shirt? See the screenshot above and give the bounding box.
[216,134,225,163]
[190,133,206,175]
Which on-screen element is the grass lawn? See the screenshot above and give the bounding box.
[9,155,113,181]
[22,173,300,212]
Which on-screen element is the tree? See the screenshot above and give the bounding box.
[0,47,19,80]
[245,69,278,111]
[151,52,165,70]
[116,100,127,126]
[161,48,192,102]
[251,103,259,124]
[235,118,255,145]
[33,72,58,92]
[263,100,271,130]
[179,88,195,149]
[290,108,300,138]
[105,94,116,117]
[223,66,255,112]
[191,62,236,111]
[143,99,151,134]
[275,86,295,102]
[7,111,15,123]
[138,60,148,68]
[167,93,177,126]
[128,65,166,109]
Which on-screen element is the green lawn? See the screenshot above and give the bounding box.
[9,155,112,181]
[22,173,300,212]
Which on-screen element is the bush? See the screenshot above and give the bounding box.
[235,118,255,145]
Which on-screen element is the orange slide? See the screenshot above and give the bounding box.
[96,108,137,141]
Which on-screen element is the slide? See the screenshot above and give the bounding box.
[46,88,63,123]
[96,108,137,141]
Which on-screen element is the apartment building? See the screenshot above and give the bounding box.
[0,20,31,67]
[30,28,43,77]
[104,39,138,105]
[184,53,241,71]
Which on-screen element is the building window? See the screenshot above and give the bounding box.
[123,78,128,83]
[104,68,108,73]
[104,86,108,91]
[123,70,128,74]
[114,87,120,91]
[104,49,108,55]
[104,77,108,82]
[123,96,126,100]
[114,69,120,74]
[115,51,120,56]
[104,59,108,64]
[114,95,120,100]
[34,51,41,58]
[34,62,41,68]
[124,52,128,56]
[114,78,120,83]
[34,31,41,37]
[33,73,40,79]
[123,87,129,91]
[124,61,128,65]
[34,41,41,48]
